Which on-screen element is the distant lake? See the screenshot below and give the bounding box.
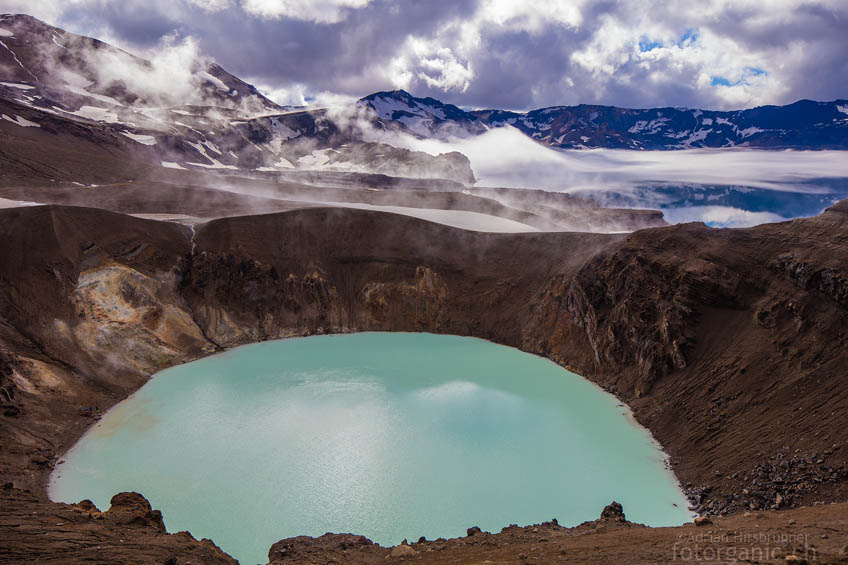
[50,333,693,565]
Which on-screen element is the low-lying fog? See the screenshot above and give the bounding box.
[390,127,848,228]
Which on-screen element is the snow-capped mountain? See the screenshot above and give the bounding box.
[0,14,281,115]
[354,89,848,150]
[472,101,848,149]
[0,14,475,183]
[359,90,486,138]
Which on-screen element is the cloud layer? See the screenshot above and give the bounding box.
[3,0,847,110]
[384,126,848,193]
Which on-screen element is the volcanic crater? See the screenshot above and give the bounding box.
[3,201,848,563]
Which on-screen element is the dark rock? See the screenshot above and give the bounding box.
[600,501,626,522]
[76,499,97,512]
[106,492,166,532]
[269,533,376,563]
[467,526,482,536]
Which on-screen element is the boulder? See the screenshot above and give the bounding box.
[105,492,166,531]
[600,501,626,522]
[390,544,417,557]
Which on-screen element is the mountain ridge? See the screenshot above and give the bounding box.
[3,13,845,157]
[361,88,848,149]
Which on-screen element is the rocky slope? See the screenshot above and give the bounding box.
[1,202,848,561]
[0,92,666,233]
[0,14,475,184]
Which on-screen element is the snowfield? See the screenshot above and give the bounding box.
[1,114,39,127]
[66,105,120,123]
[299,201,540,233]
[121,132,157,145]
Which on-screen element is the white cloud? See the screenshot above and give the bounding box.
[481,0,585,33]
[9,0,847,111]
[387,36,474,93]
[378,126,848,194]
[0,0,93,23]
[363,0,846,109]
[184,0,232,12]
[240,0,372,23]
[252,81,355,107]
[88,33,207,104]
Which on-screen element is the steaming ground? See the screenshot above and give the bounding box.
[392,127,848,227]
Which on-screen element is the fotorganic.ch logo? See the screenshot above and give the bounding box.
[672,530,817,562]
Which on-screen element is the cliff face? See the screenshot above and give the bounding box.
[527,204,848,515]
[1,203,847,560]
[181,208,607,346]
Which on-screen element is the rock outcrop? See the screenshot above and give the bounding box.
[0,487,236,564]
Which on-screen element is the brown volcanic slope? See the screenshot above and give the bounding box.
[1,203,848,562]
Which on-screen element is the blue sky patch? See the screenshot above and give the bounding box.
[712,67,769,87]
[639,37,663,52]
[678,28,699,46]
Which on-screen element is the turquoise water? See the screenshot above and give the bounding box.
[50,333,692,564]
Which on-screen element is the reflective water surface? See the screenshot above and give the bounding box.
[51,333,692,564]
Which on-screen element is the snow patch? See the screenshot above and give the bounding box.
[739,126,764,138]
[297,201,539,233]
[66,106,120,123]
[186,140,238,169]
[837,105,848,115]
[297,149,333,167]
[677,129,712,147]
[201,140,222,155]
[395,115,437,137]
[1,114,39,127]
[200,71,229,91]
[121,132,157,145]
[0,197,39,208]
[65,85,124,107]
[161,161,187,170]
[187,161,238,170]
[0,28,13,37]
[368,94,447,121]
[0,81,33,90]
[628,117,670,134]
